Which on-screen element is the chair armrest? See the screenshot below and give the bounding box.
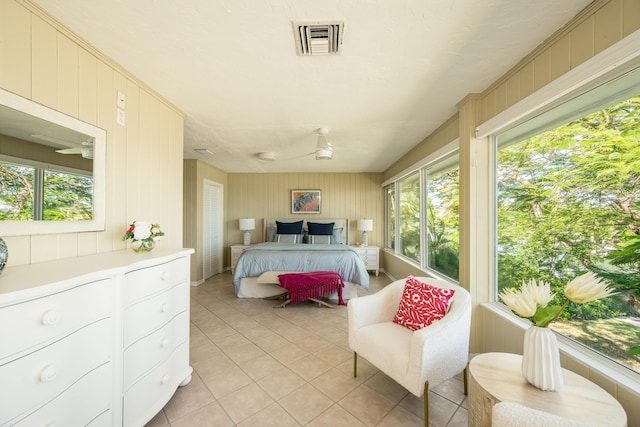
[406,286,472,391]
[348,279,404,330]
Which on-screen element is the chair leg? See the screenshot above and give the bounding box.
[463,366,468,395]
[423,381,430,427]
[353,352,358,377]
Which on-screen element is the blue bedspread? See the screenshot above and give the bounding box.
[232,243,369,294]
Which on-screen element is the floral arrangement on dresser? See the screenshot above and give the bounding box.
[123,221,164,252]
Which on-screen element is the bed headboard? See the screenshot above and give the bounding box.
[263,218,350,245]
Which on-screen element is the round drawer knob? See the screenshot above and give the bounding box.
[160,337,170,348]
[161,303,170,313]
[40,365,59,382]
[161,271,169,281]
[41,310,60,326]
[161,374,170,384]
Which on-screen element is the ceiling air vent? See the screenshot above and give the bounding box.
[292,21,344,56]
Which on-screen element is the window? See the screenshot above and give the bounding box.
[398,172,420,262]
[383,146,460,281]
[0,160,93,221]
[425,160,459,280]
[495,67,640,373]
[385,185,396,250]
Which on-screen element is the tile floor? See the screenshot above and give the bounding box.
[146,272,469,427]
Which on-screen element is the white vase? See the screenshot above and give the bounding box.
[521,326,564,391]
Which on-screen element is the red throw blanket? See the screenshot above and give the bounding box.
[278,271,345,305]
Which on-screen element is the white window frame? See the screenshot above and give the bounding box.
[478,30,640,391]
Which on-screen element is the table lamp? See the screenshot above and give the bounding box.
[357,219,373,247]
[239,218,255,246]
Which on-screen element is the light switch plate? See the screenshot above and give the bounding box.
[117,108,126,126]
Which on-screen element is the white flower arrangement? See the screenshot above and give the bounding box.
[499,272,616,327]
[122,221,164,246]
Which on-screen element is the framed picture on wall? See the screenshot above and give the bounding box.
[291,190,321,214]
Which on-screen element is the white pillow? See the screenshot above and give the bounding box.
[277,234,300,244]
[310,235,331,244]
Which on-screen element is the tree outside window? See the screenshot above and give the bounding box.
[497,96,640,372]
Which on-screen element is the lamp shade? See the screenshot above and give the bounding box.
[239,218,255,231]
[357,219,373,231]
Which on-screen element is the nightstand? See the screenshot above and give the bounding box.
[351,245,379,276]
[230,244,252,274]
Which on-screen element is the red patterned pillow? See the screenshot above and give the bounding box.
[392,276,456,331]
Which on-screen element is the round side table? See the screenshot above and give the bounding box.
[468,352,627,426]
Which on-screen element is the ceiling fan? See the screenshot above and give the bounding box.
[315,127,333,160]
[55,141,94,159]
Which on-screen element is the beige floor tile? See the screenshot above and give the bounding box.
[222,341,266,365]
[278,383,334,425]
[189,339,222,363]
[364,371,410,404]
[191,351,236,382]
[336,355,378,382]
[236,402,300,427]
[252,332,290,353]
[314,344,353,367]
[294,333,334,353]
[257,367,307,400]
[239,353,285,381]
[201,323,237,341]
[311,368,360,401]
[446,407,469,427]
[338,384,395,426]
[288,355,334,381]
[170,402,234,427]
[241,325,276,341]
[306,404,367,427]
[215,332,251,351]
[202,365,253,398]
[431,377,467,405]
[218,382,275,424]
[269,342,310,364]
[398,391,459,425]
[162,374,215,422]
[376,405,424,427]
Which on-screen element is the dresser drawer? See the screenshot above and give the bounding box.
[0,318,112,425]
[11,363,112,427]
[123,311,189,390]
[124,257,189,305]
[0,278,112,363]
[124,281,190,348]
[123,342,190,427]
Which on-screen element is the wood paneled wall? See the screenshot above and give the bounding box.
[0,0,185,266]
[227,172,383,248]
[480,0,640,122]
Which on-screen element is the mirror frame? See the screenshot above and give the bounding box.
[0,88,106,236]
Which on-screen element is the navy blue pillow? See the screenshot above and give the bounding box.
[276,220,303,235]
[307,222,334,235]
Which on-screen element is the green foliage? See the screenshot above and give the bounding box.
[0,162,93,221]
[497,97,640,322]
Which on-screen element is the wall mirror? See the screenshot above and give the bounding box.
[0,88,105,236]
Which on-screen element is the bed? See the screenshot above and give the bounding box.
[232,218,370,300]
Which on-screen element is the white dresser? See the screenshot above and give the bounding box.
[0,248,193,427]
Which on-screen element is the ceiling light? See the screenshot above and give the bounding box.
[257,152,276,161]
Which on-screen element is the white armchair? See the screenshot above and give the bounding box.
[348,277,471,426]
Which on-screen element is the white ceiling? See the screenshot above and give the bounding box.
[33,0,592,173]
